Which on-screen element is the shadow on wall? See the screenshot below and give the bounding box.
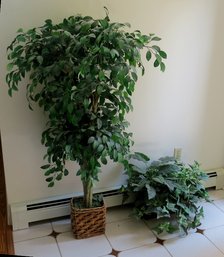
[197,0,224,169]
[126,0,223,166]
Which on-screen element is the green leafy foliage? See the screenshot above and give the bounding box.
[124,154,210,234]
[6,11,166,208]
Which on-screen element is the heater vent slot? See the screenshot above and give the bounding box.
[206,172,217,178]
[27,198,71,211]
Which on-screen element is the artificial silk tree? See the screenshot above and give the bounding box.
[6,11,166,208]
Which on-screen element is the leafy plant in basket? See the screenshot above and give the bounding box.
[5,9,166,237]
[123,153,209,234]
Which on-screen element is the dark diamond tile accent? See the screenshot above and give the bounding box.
[48,230,61,238]
[196,228,204,234]
[110,248,120,257]
[155,237,165,245]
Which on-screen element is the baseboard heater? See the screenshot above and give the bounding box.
[11,186,132,231]
[202,168,224,189]
[11,168,224,231]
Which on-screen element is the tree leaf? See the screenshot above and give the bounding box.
[101,157,107,165]
[131,72,138,82]
[48,181,55,187]
[97,85,104,94]
[160,62,166,72]
[41,164,51,169]
[8,88,13,97]
[146,50,152,61]
[56,173,63,181]
[83,98,89,109]
[7,63,14,71]
[159,50,167,59]
[67,103,73,114]
[76,169,82,176]
[152,36,161,41]
[152,45,161,52]
[97,118,102,129]
[102,135,107,144]
[154,59,159,68]
[93,140,99,149]
[17,28,23,33]
[64,169,69,176]
[37,56,43,64]
[46,177,53,182]
[88,136,95,144]
[99,70,105,81]
[97,144,104,153]
[17,35,26,42]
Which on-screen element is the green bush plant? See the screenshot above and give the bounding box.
[124,153,209,234]
[5,9,166,208]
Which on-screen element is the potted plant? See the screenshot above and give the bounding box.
[5,10,166,238]
[123,153,210,235]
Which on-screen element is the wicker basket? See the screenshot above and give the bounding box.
[71,197,106,239]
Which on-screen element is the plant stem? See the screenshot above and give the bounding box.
[91,91,99,114]
[81,161,93,208]
[83,179,93,208]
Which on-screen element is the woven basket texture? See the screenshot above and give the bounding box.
[71,197,106,239]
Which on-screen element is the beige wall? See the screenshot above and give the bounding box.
[1,0,224,207]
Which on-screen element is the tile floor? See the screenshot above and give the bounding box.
[13,189,224,257]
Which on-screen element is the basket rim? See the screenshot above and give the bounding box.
[70,196,106,212]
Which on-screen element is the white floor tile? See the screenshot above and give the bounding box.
[14,236,61,257]
[214,199,224,212]
[164,233,224,257]
[119,243,172,257]
[106,219,156,251]
[199,202,224,229]
[106,206,132,223]
[57,232,112,257]
[204,225,224,253]
[13,222,53,242]
[52,217,72,233]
